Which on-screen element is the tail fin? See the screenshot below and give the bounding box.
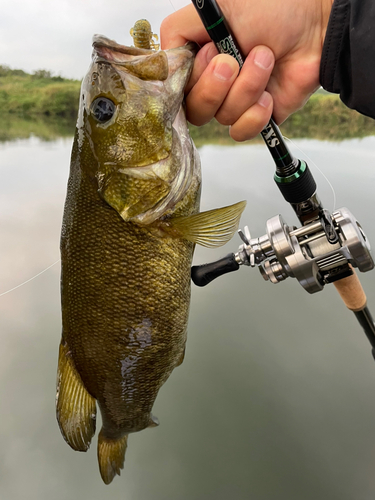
[98,429,128,485]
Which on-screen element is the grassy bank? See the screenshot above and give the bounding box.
[0,65,80,118]
[189,94,375,146]
[1,64,375,142]
[283,93,375,140]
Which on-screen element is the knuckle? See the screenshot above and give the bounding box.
[242,63,269,90]
[216,109,234,127]
[230,106,271,142]
[185,107,211,127]
[241,78,262,97]
[253,108,272,131]
[229,126,252,142]
[198,87,222,109]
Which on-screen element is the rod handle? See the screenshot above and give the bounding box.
[333,269,367,312]
[191,253,239,287]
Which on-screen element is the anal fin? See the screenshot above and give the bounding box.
[56,341,97,452]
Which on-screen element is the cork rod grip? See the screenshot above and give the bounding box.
[333,270,367,312]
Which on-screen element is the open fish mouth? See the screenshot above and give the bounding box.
[92,35,197,82]
[92,34,169,81]
[93,34,156,58]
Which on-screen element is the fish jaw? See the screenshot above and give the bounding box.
[76,36,197,224]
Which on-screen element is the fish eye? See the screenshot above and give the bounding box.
[91,97,116,123]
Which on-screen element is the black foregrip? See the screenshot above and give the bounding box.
[191,253,240,287]
[275,163,316,204]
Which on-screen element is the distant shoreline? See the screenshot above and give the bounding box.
[1,65,375,143]
[0,65,80,118]
[190,93,375,144]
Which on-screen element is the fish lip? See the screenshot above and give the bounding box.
[92,34,154,59]
[92,35,198,63]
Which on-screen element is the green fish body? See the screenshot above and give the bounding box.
[57,35,245,484]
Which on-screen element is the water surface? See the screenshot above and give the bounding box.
[1,134,375,499]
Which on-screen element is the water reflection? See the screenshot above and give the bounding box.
[1,133,375,499]
[0,115,76,143]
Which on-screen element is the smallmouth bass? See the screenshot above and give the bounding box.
[57,33,246,484]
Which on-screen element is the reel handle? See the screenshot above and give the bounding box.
[191,253,239,287]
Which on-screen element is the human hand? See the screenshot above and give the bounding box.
[161,0,333,141]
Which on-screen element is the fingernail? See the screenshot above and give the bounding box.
[213,61,235,81]
[254,48,273,70]
[257,91,272,108]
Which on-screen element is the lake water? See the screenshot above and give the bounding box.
[2,131,375,499]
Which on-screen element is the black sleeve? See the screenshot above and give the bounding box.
[320,0,375,119]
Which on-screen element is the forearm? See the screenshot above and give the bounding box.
[320,0,375,119]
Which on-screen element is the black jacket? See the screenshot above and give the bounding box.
[320,0,375,119]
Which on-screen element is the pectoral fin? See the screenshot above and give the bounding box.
[163,201,246,247]
[56,341,97,451]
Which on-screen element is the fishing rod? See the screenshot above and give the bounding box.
[190,0,375,358]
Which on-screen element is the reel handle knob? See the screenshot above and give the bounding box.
[191,253,239,287]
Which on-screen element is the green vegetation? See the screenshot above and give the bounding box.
[190,94,375,146]
[283,93,375,140]
[0,64,80,118]
[1,65,375,143]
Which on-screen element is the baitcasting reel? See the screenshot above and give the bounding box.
[191,206,374,293]
[235,207,374,294]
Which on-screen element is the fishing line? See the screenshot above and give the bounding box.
[282,135,337,212]
[0,259,60,297]
[168,0,177,11]
[164,0,203,49]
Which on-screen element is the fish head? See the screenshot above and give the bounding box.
[77,36,196,172]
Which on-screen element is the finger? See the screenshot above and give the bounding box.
[185,54,240,126]
[185,42,218,95]
[215,46,275,126]
[160,5,211,49]
[229,91,273,142]
[267,57,320,124]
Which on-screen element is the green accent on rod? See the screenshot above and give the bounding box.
[207,17,224,30]
[274,160,307,184]
[275,153,289,162]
